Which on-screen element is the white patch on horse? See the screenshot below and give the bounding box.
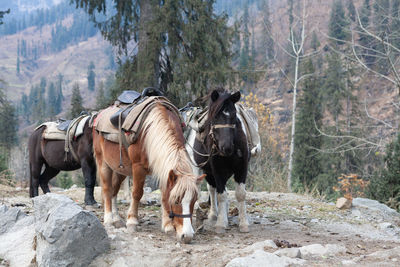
[222,109,230,117]
[181,191,194,238]
[235,182,249,232]
[207,184,218,220]
[216,191,229,229]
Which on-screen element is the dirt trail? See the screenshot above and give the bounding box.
[1,185,400,266]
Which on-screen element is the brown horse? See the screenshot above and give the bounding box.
[28,118,97,205]
[93,102,205,243]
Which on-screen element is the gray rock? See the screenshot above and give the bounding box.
[0,206,27,234]
[274,247,302,258]
[300,244,346,257]
[33,193,110,267]
[352,198,400,217]
[378,222,394,230]
[366,246,400,260]
[226,250,305,267]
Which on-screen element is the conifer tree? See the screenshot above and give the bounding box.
[239,1,250,83]
[0,101,18,150]
[311,31,320,51]
[347,0,356,22]
[96,81,108,109]
[87,61,95,91]
[70,83,84,118]
[328,0,349,46]
[261,0,274,61]
[292,59,323,191]
[55,74,64,114]
[47,82,57,119]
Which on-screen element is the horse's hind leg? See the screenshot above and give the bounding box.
[126,166,146,232]
[39,165,60,194]
[29,162,42,197]
[81,158,97,206]
[235,182,249,233]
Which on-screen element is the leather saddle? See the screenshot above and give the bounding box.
[57,119,72,131]
[110,87,164,129]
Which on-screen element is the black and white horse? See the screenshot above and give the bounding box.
[186,88,250,233]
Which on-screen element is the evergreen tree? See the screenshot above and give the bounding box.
[367,133,400,210]
[372,0,390,73]
[239,1,250,83]
[70,83,84,118]
[0,9,10,25]
[358,0,375,66]
[261,0,274,61]
[20,93,29,123]
[72,0,233,106]
[0,101,18,150]
[47,82,57,119]
[292,59,323,191]
[392,0,400,49]
[87,61,95,91]
[96,81,108,109]
[311,31,320,51]
[55,73,64,114]
[328,0,349,46]
[347,0,356,22]
[16,55,20,75]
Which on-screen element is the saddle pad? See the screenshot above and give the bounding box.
[74,116,90,137]
[37,122,66,140]
[93,105,121,135]
[236,103,261,156]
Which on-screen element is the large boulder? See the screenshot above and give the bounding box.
[0,205,35,267]
[33,193,110,267]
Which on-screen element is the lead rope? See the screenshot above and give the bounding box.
[118,112,124,168]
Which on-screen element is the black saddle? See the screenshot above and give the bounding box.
[179,102,194,112]
[57,119,72,132]
[110,87,164,128]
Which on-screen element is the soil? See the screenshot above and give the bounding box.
[1,184,400,266]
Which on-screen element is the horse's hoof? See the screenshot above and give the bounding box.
[239,224,249,233]
[215,226,226,234]
[126,223,138,233]
[113,220,126,229]
[85,200,98,206]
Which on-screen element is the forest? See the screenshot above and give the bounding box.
[0,0,400,211]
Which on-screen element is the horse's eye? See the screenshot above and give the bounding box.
[175,201,179,205]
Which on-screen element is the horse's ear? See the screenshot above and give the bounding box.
[211,90,219,102]
[196,174,206,185]
[230,91,241,103]
[167,170,177,187]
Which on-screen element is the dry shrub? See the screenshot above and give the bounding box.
[243,93,288,192]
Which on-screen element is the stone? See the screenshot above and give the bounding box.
[352,198,400,217]
[342,260,356,265]
[336,197,352,209]
[378,222,394,230]
[366,246,400,260]
[273,248,302,258]
[300,244,346,257]
[226,250,305,267]
[0,205,27,234]
[0,208,35,267]
[241,240,278,253]
[33,193,110,267]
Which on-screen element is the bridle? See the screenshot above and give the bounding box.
[169,208,192,219]
[209,123,236,156]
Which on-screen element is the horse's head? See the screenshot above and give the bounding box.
[208,89,241,156]
[165,170,205,243]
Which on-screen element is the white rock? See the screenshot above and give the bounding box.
[274,248,301,258]
[242,240,278,253]
[352,198,400,217]
[310,218,319,223]
[300,244,346,257]
[336,197,352,209]
[342,260,356,265]
[226,250,305,267]
[378,222,394,230]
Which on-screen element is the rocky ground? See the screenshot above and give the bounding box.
[1,184,400,266]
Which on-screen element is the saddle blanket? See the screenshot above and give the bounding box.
[94,96,180,144]
[35,115,90,141]
[182,103,261,157]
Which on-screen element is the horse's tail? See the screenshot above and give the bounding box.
[28,126,44,198]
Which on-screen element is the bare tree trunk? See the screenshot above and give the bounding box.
[287,0,307,192]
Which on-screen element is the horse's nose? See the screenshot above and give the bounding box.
[179,234,193,244]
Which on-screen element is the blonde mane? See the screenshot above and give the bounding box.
[141,104,198,202]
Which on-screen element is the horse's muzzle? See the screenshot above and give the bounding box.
[178,233,193,244]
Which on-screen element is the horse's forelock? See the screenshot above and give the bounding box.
[169,172,198,205]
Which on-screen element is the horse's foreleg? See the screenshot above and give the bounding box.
[126,167,145,232]
[207,184,218,221]
[100,164,113,227]
[81,159,97,206]
[111,173,126,228]
[235,182,249,233]
[215,190,229,234]
[39,165,59,194]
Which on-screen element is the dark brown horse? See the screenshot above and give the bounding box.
[93,101,205,243]
[188,88,250,233]
[28,118,97,205]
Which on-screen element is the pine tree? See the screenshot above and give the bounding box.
[239,1,250,83]
[261,0,274,61]
[328,0,349,46]
[47,82,57,119]
[292,59,323,191]
[55,74,64,114]
[87,61,95,91]
[347,0,356,22]
[0,101,18,150]
[96,81,108,109]
[311,31,320,51]
[70,83,84,118]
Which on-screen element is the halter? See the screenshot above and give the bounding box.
[169,209,193,219]
[209,123,236,156]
